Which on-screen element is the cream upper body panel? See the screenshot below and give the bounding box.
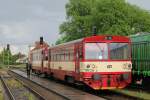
[50,61,75,71]
[32,61,41,67]
[80,61,132,72]
[43,61,48,68]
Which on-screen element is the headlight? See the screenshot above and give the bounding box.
[123,73,129,80]
[92,74,101,80]
[86,64,90,68]
[123,63,132,70]
[128,64,132,70]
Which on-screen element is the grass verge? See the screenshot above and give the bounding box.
[114,89,150,100]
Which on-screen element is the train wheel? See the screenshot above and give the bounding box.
[44,72,48,78]
[66,76,74,84]
[49,73,54,79]
[31,69,34,73]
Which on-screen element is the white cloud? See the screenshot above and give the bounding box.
[127,0,150,10]
[10,45,29,55]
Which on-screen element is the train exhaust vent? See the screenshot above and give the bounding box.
[40,36,43,45]
[92,26,97,36]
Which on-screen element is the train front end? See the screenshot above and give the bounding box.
[80,36,132,90]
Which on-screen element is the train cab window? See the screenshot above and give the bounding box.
[109,43,130,60]
[85,43,108,60]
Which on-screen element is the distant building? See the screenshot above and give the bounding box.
[31,41,49,51]
[16,56,28,63]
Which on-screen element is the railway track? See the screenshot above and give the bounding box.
[8,70,105,100]
[57,80,140,100]
[8,71,69,100]
[0,76,15,100]
[0,75,45,100]
[11,69,143,100]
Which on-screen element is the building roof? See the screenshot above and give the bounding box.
[31,41,49,51]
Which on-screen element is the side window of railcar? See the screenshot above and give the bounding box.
[38,54,39,61]
[70,52,74,61]
[55,54,57,61]
[49,50,50,61]
[65,51,69,61]
[62,50,65,61]
[63,51,66,61]
[61,54,62,61]
[53,54,55,61]
[69,49,74,61]
[35,53,36,61]
[59,50,61,61]
[60,53,62,61]
[57,54,59,61]
[68,52,70,61]
[36,51,38,61]
[62,53,64,61]
[54,51,56,61]
[35,53,37,61]
[51,54,54,61]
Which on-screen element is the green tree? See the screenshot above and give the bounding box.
[57,0,150,44]
[0,48,12,65]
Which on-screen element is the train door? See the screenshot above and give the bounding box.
[48,49,51,73]
[75,43,83,80]
[44,48,49,73]
[41,49,44,72]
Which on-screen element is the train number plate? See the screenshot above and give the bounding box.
[107,65,112,68]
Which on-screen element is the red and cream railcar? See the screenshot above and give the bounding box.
[29,41,49,74]
[30,35,132,90]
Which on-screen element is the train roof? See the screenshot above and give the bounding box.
[50,35,130,49]
[50,38,83,49]
[130,32,150,42]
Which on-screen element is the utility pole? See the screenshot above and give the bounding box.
[2,48,5,64]
[28,45,30,62]
[7,44,10,68]
[8,51,9,68]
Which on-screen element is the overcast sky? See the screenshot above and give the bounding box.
[127,0,150,10]
[0,0,68,45]
[0,0,150,54]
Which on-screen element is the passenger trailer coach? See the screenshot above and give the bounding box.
[30,35,132,90]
